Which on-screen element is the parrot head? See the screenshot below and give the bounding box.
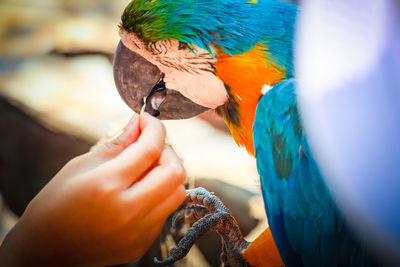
[114,0,288,153]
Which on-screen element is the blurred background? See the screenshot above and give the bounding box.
[12,1,399,267]
[0,0,276,266]
[2,0,399,266]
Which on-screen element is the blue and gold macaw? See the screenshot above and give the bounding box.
[113,0,383,266]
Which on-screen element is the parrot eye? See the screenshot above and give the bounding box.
[178,41,187,50]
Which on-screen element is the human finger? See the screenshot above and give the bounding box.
[121,145,186,209]
[105,113,166,187]
[90,114,140,161]
[58,115,140,178]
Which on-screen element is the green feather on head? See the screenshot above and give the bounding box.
[121,0,187,43]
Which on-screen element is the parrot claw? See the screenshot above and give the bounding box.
[171,207,186,229]
[154,187,251,266]
[153,256,175,266]
[172,204,210,228]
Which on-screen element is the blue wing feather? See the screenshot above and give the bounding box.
[253,79,381,267]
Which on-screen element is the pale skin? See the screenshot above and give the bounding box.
[0,113,186,266]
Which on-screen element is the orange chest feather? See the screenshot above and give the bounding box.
[215,44,285,156]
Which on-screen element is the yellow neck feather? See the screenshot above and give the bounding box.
[215,44,285,156]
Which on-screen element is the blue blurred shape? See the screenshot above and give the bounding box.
[297,0,400,262]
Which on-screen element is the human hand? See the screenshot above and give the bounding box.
[0,113,186,266]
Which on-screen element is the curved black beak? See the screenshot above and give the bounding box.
[113,41,209,119]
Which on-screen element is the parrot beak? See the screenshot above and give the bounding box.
[113,41,209,119]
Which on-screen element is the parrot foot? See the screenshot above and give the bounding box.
[154,187,251,267]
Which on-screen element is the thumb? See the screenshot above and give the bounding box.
[91,114,140,159]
